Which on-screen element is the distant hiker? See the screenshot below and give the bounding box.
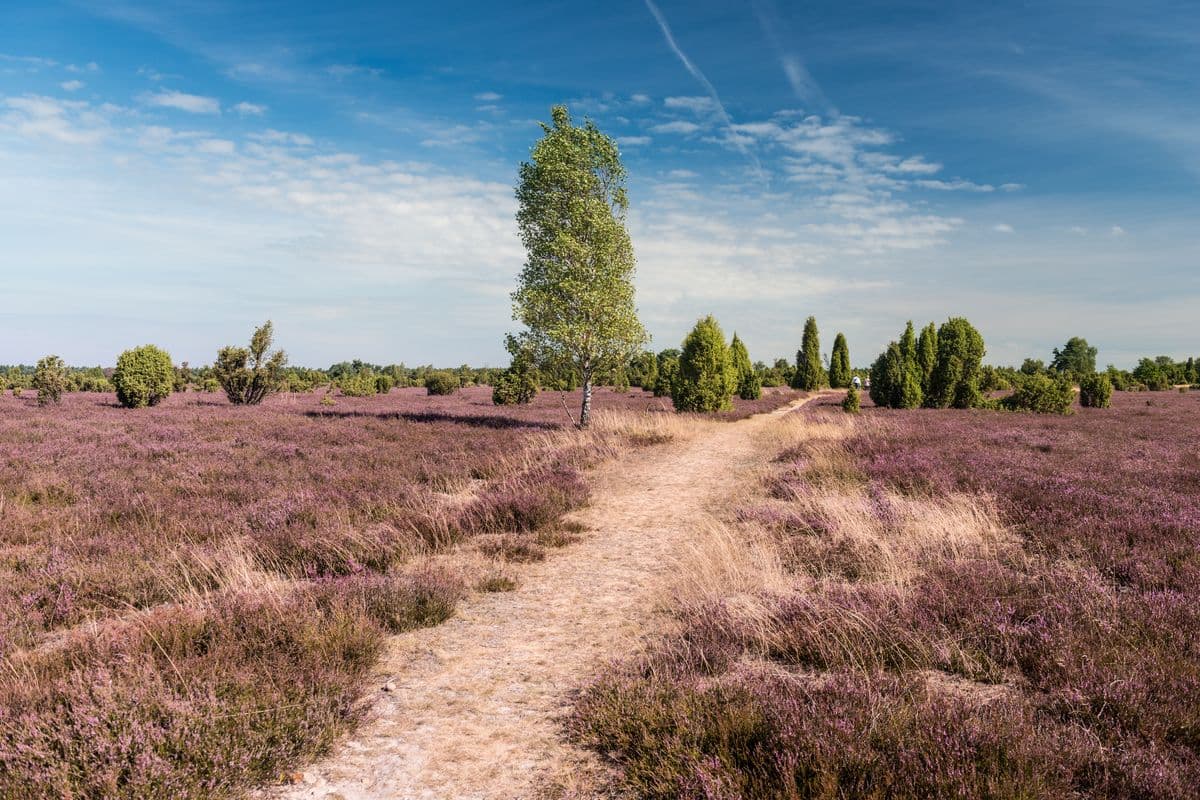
[852,375,862,389]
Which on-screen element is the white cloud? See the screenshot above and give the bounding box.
[1068,225,1088,235]
[630,93,651,105]
[916,178,996,192]
[0,53,58,70]
[617,135,652,146]
[1000,182,1025,191]
[1111,225,1126,236]
[144,90,220,114]
[473,91,502,102]
[325,64,382,79]
[1,95,108,145]
[649,120,701,135]
[664,95,714,113]
[60,80,85,92]
[666,169,697,179]
[993,223,1015,233]
[420,122,490,148]
[249,129,313,147]
[232,101,266,116]
[893,156,942,174]
[196,138,236,155]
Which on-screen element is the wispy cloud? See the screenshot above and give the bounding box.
[144,90,220,114]
[993,223,1014,233]
[1,95,109,145]
[473,91,502,102]
[649,120,700,135]
[750,0,832,112]
[916,178,997,192]
[232,101,266,116]
[60,80,85,92]
[617,135,652,146]
[664,95,714,113]
[642,0,759,170]
[326,64,383,79]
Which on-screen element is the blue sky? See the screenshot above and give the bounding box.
[1,0,1197,368]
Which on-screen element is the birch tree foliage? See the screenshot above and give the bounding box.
[512,105,646,423]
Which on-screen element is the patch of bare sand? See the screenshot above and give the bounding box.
[266,398,816,800]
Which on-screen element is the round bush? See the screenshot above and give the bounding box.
[492,371,537,405]
[1079,372,1113,408]
[339,371,378,397]
[425,371,460,396]
[1000,374,1074,415]
[33,355,68,405]
[112,345,174,408]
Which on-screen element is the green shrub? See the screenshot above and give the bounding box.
[339,371,378,397]
[829,333,851,388]
[112,345,174,408]
[979,365,1011,393]
[916,323,938,393]
[627,351,658,390]
[1000,374,1074,414]
[1079,373,1113,408]
[493,335,539,405]
[652,349,680,397]
[842,386,861,414]
[729,334,761,400]
[791,316,826,390]
[425,371,460,396]
[927,317,987,409]
[374,374,395,395]
[32,355,68,405]
[673,316,736,413]
[173,363,192,393]
[201,377,220,393]
[738,371,763,401]
[492,371,537,405]
[77,374,112,393]
[213,321,287,406]
[1132,358,1170,391]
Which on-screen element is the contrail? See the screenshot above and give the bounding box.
[642,0,763,176]
[750,0,834,114]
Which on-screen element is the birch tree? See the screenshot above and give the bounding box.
[512,106,647,427]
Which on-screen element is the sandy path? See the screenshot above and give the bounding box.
[269,399,809,800]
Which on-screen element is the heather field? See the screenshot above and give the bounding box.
[0,385,795,798]
[574,391,1200,799]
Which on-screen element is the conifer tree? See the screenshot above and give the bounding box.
[898,360,924,408]
[791,316,826,390]
[673,316,736,412]
[916,322,938,393]
[829,333,851,388]
[927,317,987,409]
[729,333,761,400]
[899,321,917,364]
[653,348,680,397]
[869,343,900,407]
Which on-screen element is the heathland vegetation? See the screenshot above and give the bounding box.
[3,104,1198,799]
[574,391,1200,798]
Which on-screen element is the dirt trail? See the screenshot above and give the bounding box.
[270,398,811,800]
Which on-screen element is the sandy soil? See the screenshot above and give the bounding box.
[267,398,811,800]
